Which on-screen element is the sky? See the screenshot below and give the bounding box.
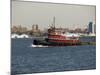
[11,0,96,30]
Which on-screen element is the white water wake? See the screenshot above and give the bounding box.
[30,44,49,48]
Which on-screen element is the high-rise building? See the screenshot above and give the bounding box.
[94,24,96,34]
[88,22,93,33]
[88,22,96,35]
[32,24,39,32]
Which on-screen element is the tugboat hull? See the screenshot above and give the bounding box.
[33,38,80,46]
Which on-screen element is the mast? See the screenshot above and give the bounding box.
[48,16,56,34]
[53,16,55,28]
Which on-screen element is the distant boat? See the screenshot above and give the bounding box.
[19,34,29,38]
[11,34,19,38]
[11,34,29,38]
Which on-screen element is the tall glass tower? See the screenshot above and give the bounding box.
[88,22,93,33]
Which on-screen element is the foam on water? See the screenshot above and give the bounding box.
[31,44,49,48]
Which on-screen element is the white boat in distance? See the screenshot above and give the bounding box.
[11,34,29,38]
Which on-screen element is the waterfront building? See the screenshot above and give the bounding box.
[88,22,96,34]
[94,24,96,34]
[32,24,39,32]
[11,25,28,34]
[88,22,93,33]
[11,26,18,33]
[88,22,96,36]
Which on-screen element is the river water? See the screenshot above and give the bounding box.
[11,37,96,74]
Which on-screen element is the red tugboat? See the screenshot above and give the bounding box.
[33,17,80,46]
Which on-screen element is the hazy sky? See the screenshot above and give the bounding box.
[12,0,96,30]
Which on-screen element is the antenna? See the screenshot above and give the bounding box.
[53,16,55,28]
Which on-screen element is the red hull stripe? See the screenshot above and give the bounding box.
[48,35,78,39]
[49,39,79,43]
[48,35,66,39]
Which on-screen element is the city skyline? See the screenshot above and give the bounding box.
[12,0,96,30]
